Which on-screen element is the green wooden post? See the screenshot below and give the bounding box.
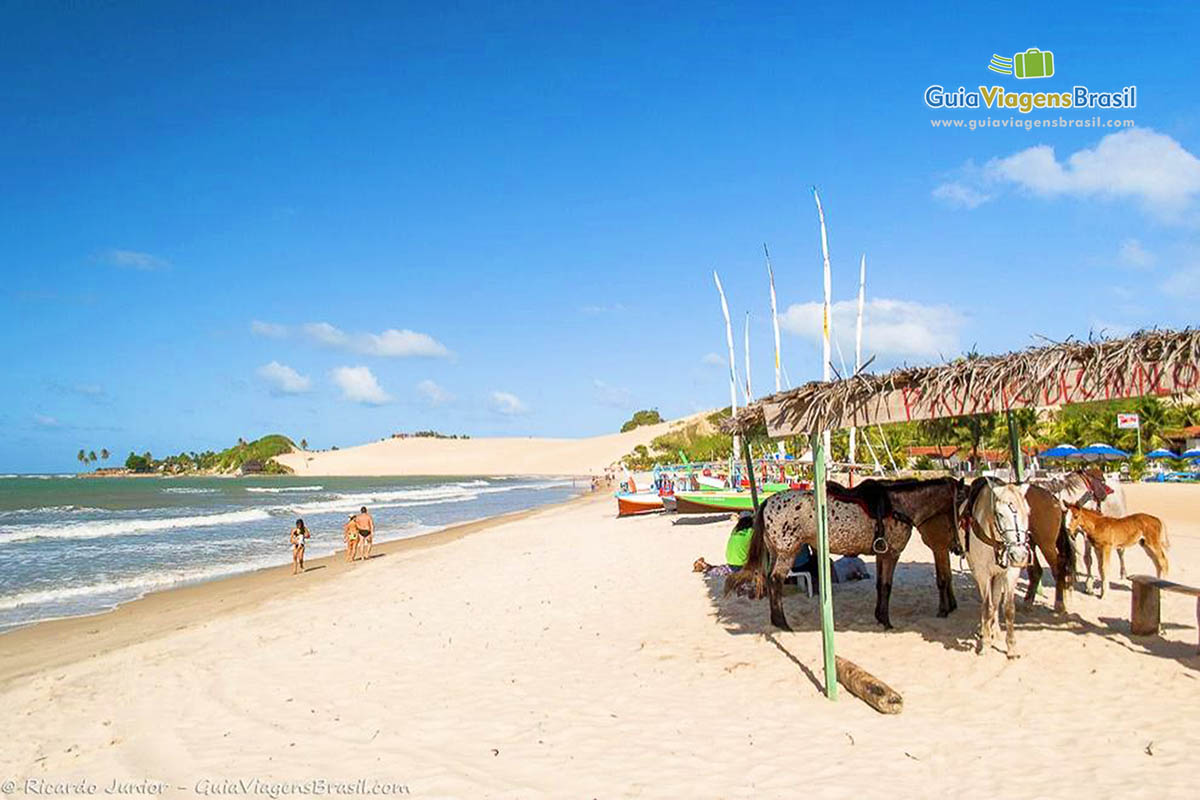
[1006,410,1024,483]
[810,431,838,700]
[741,437,760,511]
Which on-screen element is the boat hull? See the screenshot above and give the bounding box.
[674,490,786,514]
[616,494,665,516]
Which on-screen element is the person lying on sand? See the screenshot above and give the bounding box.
[353,506,374,560]
[290,518,310,575]
[343,515,358,562]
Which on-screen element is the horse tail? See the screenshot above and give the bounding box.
[724,502,768,599]
[1056,514,1075,583]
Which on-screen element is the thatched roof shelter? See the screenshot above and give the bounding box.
[724,328,1200,438]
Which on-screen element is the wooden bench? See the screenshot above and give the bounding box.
[1129,574,1200,653]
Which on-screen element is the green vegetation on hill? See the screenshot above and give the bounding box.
[113,435,296,475]
[620,409,663,433]
[212,435,296,473]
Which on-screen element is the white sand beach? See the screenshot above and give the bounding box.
[2,482,1197,797]
[274,414,707,477]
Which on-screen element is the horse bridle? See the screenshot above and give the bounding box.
[979,491,1032,568]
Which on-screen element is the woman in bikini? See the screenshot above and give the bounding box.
[290,519,310,575]
[343,514,359,562]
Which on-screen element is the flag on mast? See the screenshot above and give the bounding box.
[849,253,866,466]
[743,311,753,402]
[713,270,740,460]
[813,188,833,463]
[765,243,786,459]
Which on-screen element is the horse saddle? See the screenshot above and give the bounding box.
[827,479,910,553]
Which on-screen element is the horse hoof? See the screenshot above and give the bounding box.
[1007,651,1021,660]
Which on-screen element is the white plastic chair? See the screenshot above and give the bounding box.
[786,569,814,598]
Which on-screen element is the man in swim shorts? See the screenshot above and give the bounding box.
[353,506,374,560]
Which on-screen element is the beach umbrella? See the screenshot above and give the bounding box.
[1145,448,1177,459]
[1038,443,1080,459]
[1078,443,1130,460]
[1183,447,1200,459]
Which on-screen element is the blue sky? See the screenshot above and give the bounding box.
[3,1,1199,472]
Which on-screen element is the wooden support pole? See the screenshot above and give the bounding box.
[741,437,760,512]
[1130,575,1162,636]
[1006,410,1024,483]
[811,431,837,700]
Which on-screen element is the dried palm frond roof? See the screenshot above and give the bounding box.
[722,328,1200,436]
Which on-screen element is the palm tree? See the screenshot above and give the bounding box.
[100,448,109,461]
[77,449,86,467]
[88,450,97,463]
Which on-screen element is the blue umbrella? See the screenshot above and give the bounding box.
[1078,442,1130,460]
[1183,447,1200,459]
[1039,443,1080,459]
[1146,448,1177,459]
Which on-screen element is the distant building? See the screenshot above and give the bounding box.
[1163,426,1200,452]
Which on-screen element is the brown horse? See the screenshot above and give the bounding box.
[1022,484,1076,612]
[724,478,960,630]
[906,482,1073,617]
[1065,505,1169,598]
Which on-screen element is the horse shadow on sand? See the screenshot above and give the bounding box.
[702,556,1199,673]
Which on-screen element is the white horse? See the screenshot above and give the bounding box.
[1031,470,1127,592]
[962,478,1033,659]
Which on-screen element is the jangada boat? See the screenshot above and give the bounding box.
[673,483,802,514]
[616,492,668,516]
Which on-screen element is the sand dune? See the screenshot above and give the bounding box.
[274,413,710,477]
[2,483,1198,796]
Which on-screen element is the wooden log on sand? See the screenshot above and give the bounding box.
[835,656,902,714]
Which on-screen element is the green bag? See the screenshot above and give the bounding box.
[1014,48,1054,79]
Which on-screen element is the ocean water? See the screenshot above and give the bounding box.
[0,474,581,631]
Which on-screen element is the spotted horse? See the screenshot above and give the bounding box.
[724,479,959,630]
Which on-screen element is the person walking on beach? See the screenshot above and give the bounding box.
[342,514,358,562]
[290,519,310,575]
[353,506,374,560]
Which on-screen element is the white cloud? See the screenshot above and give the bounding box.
[1161,266,1200,298]
[935,129,1200,222]
[593,379,632,408]
[701,352,726,367]
[489,390,529,416]
[33,413,60,428]
[363,329,451,358]
[932,181,992,209]
[780,297,963,361]
[581,303,625,314]
[302,322,451,358]
[251,320,288,338]
[257,361,312,394]
[988,129,1200,220]
[416,379,454,406]
[102,249,169,270]
[331,366,392,405]
[303,322,350,347]
[1117,238,1155,269]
